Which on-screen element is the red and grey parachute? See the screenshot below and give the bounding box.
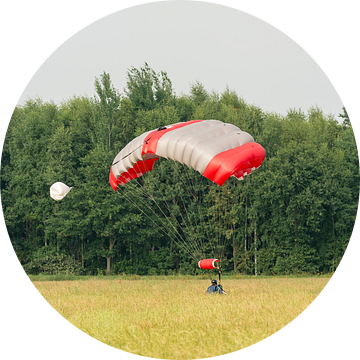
[109,119,265,190]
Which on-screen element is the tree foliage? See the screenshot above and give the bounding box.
[1,64,359,276]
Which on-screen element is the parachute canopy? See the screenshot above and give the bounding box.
[50,182,72,201]
[110,119,265,190]
[199,258,220,270]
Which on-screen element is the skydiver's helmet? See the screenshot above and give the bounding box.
[211,279,217,285]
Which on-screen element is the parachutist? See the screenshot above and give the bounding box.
[205,279,227,295]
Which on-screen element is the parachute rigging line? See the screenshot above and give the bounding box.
[167,159,212,258]
[116,156,202,261]
[116,176,200,263]
[121,156,205,260]
[124,160,211,262]
[161,185,203,258]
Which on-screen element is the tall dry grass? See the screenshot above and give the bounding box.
[33,277,329,359]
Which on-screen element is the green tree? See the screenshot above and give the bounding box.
[2,99,58,263]
[93,72,121,150]
[125,62,173,111]
[190,80,209,105]
[339,106,350,127]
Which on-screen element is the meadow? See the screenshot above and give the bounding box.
[32,276,330,359]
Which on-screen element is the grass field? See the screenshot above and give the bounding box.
[33,276,330,359]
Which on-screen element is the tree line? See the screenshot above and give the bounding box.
[1,63,358,276]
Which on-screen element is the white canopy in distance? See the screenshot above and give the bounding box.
[50,182,73,201]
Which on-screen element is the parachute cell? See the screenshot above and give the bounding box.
[110,119,266,190]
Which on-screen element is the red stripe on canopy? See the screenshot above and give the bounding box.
[203,142,265,186]
[109,158,158,190]
[141,120,203,157]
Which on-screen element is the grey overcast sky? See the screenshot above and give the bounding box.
[18,1,343,116]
